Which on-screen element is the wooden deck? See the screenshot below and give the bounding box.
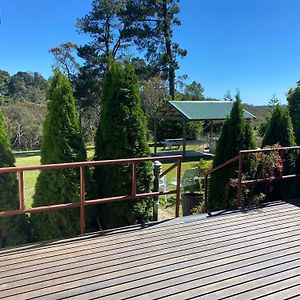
[1,200,300,299]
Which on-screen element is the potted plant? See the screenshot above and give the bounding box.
[181,159,213,216]
[181,173,203,216]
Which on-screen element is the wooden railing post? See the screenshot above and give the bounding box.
[17,171,25,211]
[153,161,162,221]
[132,162,137,197]
[204,173,208,209]
[80,166,85,235]
[175,158,182,218]
[237,152,243,208]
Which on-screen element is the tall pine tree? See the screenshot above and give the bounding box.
[208,95,256,211]
[94,59,153,229]
[0,112,31,247]
[31,70,93,241]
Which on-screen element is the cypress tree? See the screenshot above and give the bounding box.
[262,105,296,199]
[0,112,31,247]
[208,95,256,211]
[287,84,300,144]
[94,60,153,229]
[262,105,296,148]
[31,70,93,241]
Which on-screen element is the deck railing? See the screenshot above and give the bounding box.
[0,155,182,235]
[205,146,300,208]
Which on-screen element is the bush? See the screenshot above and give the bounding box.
[0,111,31,247]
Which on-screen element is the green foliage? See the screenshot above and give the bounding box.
[0,70,48,151]
[0,111,31,247]
[198,159,213,176]
[261,106,297,199]
[125,0,186,99]
[6,71,48,103]
[208,95,256,211]
[181,81,204,100]
[31,70,94,241]
[153,118,202,142]
[49,42,80,81]
[262,105,295,147]
[77,0,129,74]
[94,60,153,229]
[2,101,46,150]
[287,83,300,144]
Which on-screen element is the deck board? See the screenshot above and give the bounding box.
[1,200,300,299]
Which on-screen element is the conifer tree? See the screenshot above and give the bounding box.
[287,84,300,144]
[262,105,296,198]
[0,112,31,247]
[262,105,295,148]
[208,95,255,211]
[94,59,153,229]
[31,70,93,241]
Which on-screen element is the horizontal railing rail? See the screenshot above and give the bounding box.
[0,155,182,235]
[204,155,240,204]
[204,146,300,209]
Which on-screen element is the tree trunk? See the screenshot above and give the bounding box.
[163,0,175,100]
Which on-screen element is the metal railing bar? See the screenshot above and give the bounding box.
[17,171,25,211]
[80,167,85,235]
[240,146,300,154]
[131,162,137,197]
[160,162,177,178]
[0,156,183,174]
[242,174,300,185]
[175,159,182,218]
[0,154,182,236]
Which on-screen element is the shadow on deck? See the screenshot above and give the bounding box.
[1,199,300,299]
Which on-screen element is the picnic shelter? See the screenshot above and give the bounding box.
[153,101,256,156]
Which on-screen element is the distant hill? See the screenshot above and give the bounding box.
[243,103,287,128]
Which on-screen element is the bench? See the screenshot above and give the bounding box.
[162,138,208,150]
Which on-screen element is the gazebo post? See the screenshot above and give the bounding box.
[154,118,157,153]
[182,120,187,157]
[210,120,213,137]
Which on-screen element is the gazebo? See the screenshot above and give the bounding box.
[153,101,256,157]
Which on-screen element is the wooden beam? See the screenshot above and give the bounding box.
[182,120,187,157]
[154,119,157,153]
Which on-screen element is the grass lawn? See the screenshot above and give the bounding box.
[14,146,207,220]
[14,147,95,208]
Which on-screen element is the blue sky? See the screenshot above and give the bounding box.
[1,0,300,105]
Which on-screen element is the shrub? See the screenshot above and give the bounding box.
[0,111,31,247]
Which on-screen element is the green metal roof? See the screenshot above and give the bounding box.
[154,101,256,121]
